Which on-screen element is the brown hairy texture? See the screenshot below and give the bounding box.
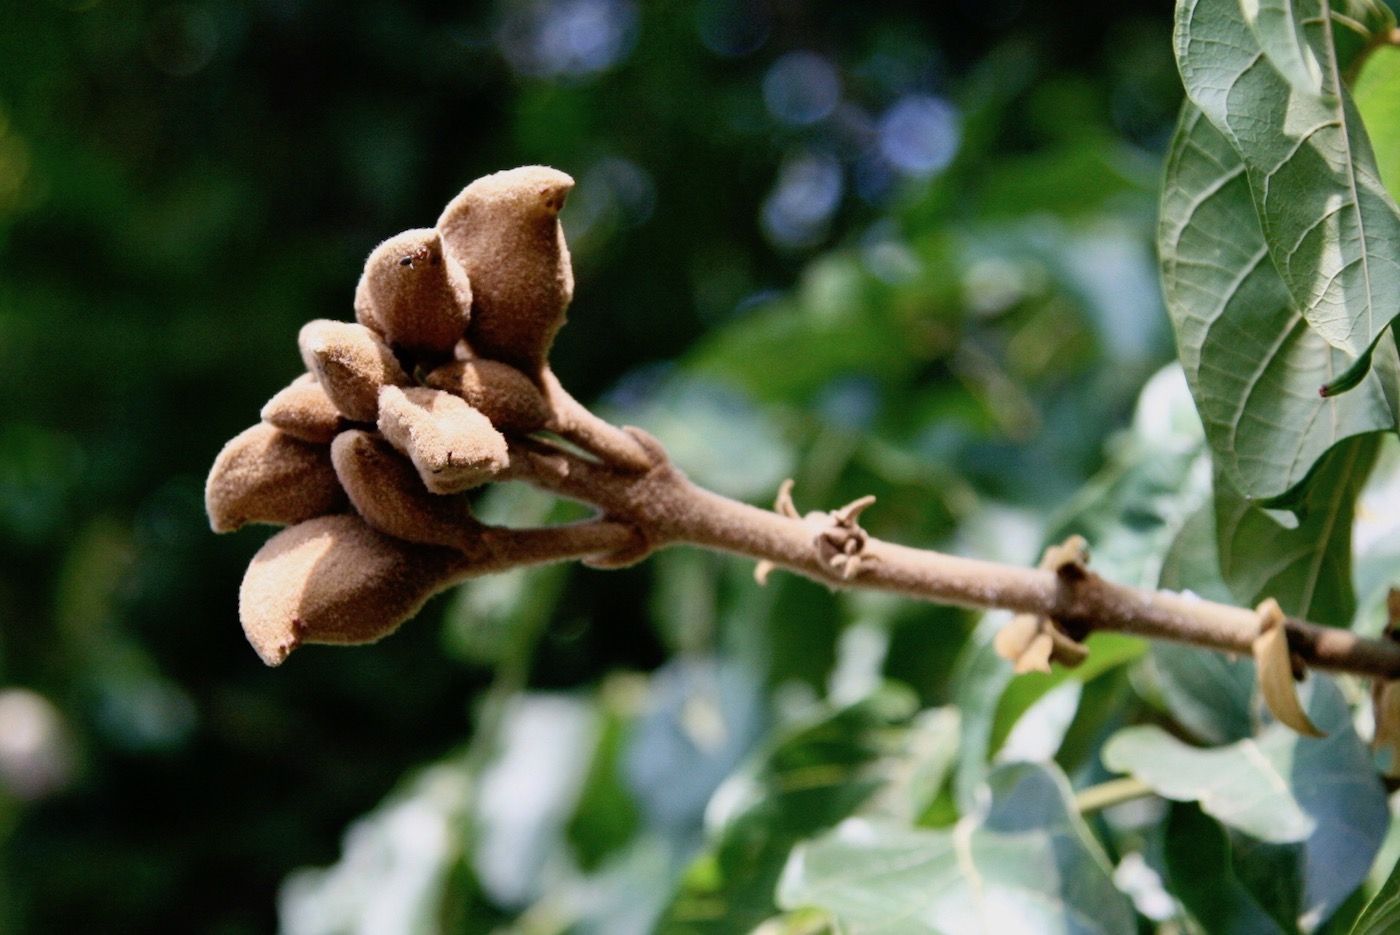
[298,320,409,423]
[238,513,470,666]
[377,385,509,494]
[354,228,472,356]
[424,359,550,434]
[260,373,347,444]
[436,166,574,375]
[331,430,482,550]
[205,423,347,532]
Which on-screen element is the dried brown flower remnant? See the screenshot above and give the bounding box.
[377,385,509,494]
[299,320,409,423]
[238,513,469,666]
[205,423,347,532]
[354,228,472,357]
[436,166,575,375]
[260,374,347,444]
[331,430,483,551]
[424,359,551,435]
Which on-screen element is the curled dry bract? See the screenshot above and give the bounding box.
[424,359,550,434]
[298,320,409,423]
[205,423,347,532]
[260,374,346,444]
[377,385,509,494]
[436,166,574,375]
[354,228,472,356]
[239,513,470,666]
[331,429,482,551]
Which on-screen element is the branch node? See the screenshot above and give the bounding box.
[993,536,1092,674]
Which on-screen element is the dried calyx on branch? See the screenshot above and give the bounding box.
[208,166,1400,746]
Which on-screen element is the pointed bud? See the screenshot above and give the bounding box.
[260,374,347,444]
[423,359,550,434]
[354,228,472,356]
[206,423,347,532]
[238,514,469,665]
[377,386,509,494]
[298,320,409,423]
[331,430,482,550]
[436,166,574,374]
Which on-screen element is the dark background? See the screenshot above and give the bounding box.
[0,1,1181,931]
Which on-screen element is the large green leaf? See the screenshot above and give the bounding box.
[1158,102,1398,503]
[658,690,916,934]
[1213,432,1378,622]
[776,761,1133,935]
[1175,0,1400,360]
[1165,802,1290,935]
[1103,676,1386,927]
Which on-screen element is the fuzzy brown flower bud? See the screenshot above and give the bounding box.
[299,320,409,423]
[205,423,347,532]
[354,228,472,356]
[238,513,469,666]
[423,359,551,434]
[260,374,347,444]
[331,429,483,550]
[377,386,509,494]
[436,166,574,375]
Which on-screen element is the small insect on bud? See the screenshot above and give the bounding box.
[423,359,551,435]
[238,513,470,666]
[299,320,410,423]
[377,386,509,494]
[354,228,472,357]
[205,423,348,532]
[260,373,347,444]
[436,166,575,375]
[331,430,483,551]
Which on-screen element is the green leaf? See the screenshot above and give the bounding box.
[1103,676,1387,926]
[1151,504,1258,743]
[658,690,915,934]
[1353,45,1400,199]
[1158,102,1399,503]
[776,761,1134,935]
[1242,0,1325,94]
[1175,0,1400,360]
[1350,854,1400,934]
[1164,802,1290,935]
[1213,433,1378,622]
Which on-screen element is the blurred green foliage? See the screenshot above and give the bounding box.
[16,1,1377,933]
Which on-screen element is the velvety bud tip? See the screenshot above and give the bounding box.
[331,429,482,550]
[423,359,550,435]
[435,166,575,374]
[354,228,472,356]
[377,386,509,494]
[238,513,470,666]
[206,423,347,532]
[260,373,346,444]
[298,320,409,423]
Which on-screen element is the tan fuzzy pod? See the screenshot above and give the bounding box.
[260,374,347,444]
[206,423,348,532]
[436,166,574,374]
[331,430,481,550]
[298,320,409,423]
[378,386,508,493]
[423,359,550,434]
[238,513,469,666]
[353,228,472,355]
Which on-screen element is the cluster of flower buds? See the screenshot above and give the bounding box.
[206,167,582,666]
